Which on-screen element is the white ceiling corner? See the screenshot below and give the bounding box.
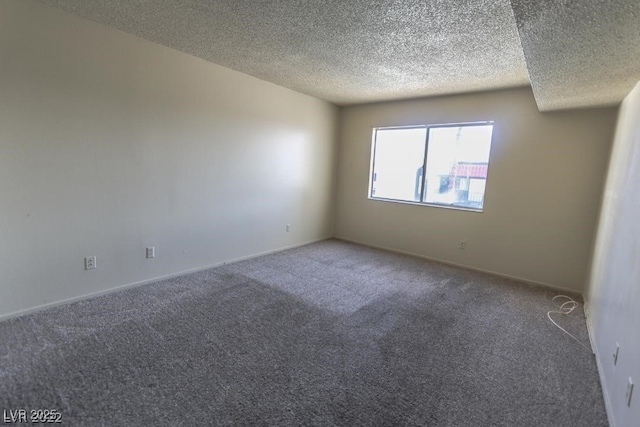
[510,0,640,111]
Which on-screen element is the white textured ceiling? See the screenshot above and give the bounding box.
[37,0,640,110]
[511,0,640,111]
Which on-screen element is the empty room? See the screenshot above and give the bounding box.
[1,0,639,426]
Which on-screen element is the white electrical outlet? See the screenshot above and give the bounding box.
[146,247,155,259]
[613,343,620,365]
[286,224,291,232]
[459,241,466,250]
[84,256,96,270]
[627,377,634,407]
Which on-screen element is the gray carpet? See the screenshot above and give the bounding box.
[0,239,607,426]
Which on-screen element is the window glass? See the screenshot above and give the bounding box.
[369,123,493,211]
[370,128,426,202]
[423,125,493,209]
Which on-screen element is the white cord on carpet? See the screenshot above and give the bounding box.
[547,295,593,353]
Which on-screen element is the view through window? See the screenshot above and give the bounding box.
[369,123,494,210]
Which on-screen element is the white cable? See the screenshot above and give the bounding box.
[546,295,593,353]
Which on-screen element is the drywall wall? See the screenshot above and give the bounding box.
[334,88,617,292]
[587,81,640,427]
[0,0,338,318]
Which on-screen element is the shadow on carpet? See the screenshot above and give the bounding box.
[0,240,608,426]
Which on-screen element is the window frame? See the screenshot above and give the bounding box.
[368,121,494,212]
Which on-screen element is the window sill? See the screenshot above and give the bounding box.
[368,196,484,213]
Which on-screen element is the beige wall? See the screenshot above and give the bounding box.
[0,0,338,318]
[587,81,640,427]
[335,88,617,292]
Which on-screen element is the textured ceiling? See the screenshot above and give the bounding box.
[37,0,530,105]
[36,0,640,110]
[511,0,640,111]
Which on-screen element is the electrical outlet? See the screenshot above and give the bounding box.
[613,343,620,366]
[627,377,634,407]
[84,256,96,270]
[146,247,155,259]
[459,241,466,250]
[286,224,291,233]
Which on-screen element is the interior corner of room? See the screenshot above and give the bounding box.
[1,0,639,425]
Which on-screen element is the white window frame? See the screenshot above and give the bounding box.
[368,121,494,212]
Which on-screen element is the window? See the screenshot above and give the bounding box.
[369,122,494,211]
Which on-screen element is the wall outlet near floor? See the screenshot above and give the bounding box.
[627,377,634,407]
[146,247,155,259]
[458,241,466,250]
[84,256,96,270]
[286,224,291,232]
[613,343,620,365]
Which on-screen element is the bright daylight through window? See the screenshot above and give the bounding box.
[369,123,494,211]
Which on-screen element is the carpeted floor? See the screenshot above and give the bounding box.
[0,239,607,426]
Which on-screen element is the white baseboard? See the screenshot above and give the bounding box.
[334,236,582,296]
[0,236,331,322]
[583,298,616,427]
